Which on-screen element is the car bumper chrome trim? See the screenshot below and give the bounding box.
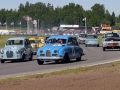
[0,58,21,60]
[37,57,63,61]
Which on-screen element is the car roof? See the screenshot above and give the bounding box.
[7,37,28,40]
[87,34,98,35]
[49,35,75,39]
[79,33,87,35]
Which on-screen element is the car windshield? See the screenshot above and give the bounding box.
[105,33,119,38]
[30,40,36,43]
[79,34,87,38]
[6,40,23,45]
[105,38,120,41]
[46,38,66,44]
[87,35,98,39]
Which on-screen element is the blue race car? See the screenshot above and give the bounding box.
[85,34,99,47]
[36,35,84,65]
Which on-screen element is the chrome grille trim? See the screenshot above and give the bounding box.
[40,54,45,56]
[46,50,51,57]
[52,54,58,57]
[6,51,13,58]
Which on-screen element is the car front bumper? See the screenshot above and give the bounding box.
[37,57,63,61]
[0,58,21,60]
[103,46,120,49]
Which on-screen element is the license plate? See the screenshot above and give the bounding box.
[108,43,118,46]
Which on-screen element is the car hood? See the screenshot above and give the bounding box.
[1,45,24,51]
[40,44,64,51]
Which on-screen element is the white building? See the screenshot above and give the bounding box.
[0,30,16,35]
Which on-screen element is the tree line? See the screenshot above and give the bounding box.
[0,1,120,30]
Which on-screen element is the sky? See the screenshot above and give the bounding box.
[0,0,120,16]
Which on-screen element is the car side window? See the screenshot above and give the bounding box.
[72,38,78,45]
[68,38,77,45]
[68,38,73,45]
[25,39,30,46]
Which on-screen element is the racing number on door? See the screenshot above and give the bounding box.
[71,46,75,56]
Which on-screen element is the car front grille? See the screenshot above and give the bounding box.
[6,51,13,58]
[52,54,58,57]
[108,43,118,46]
[34,44,37,49]
[40,54,45,56]
[46,50,51,57]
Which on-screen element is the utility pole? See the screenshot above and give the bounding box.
[38,19,39,36]
[84,17,87,34]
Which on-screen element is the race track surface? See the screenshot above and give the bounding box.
[0,45,120,78]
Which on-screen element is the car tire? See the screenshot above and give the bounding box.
[85,44,87,47]
[33,52,36,55]
[76,53,82,61]
[97,44,99,47]
[29,53,33,61]
[55,60,60,64]
[37,59,44,65]
[103,47,106,51]
[21,54,25,62]
[1,60,5,63]
[62,53,70,63]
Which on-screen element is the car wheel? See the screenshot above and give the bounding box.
[62,53,70,63]
[21,54,25,62]
[97,44,99,47]
[78,40,81,44]
[33,52,36,55]
[103,47,106,51]
[1,60,5,63]
[85,44,87,47]
[37,59,44,65]
[29,53,33,61]
[76,53,82,61]
[55,60,60,64]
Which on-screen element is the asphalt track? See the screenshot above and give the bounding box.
[0,45,120,79]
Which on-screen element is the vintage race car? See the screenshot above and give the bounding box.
[102,37,120,51]
[29,36,45,54]
[85,34,99,47]
[103,32,119,39]
[77,33,87,44]
[36,35,84,65]
[0,37,33,63]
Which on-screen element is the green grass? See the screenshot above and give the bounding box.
[115,23,120,27]
[98,34,103,44]
[0,36,14,48]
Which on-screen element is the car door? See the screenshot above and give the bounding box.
[67,38,76,59]
[72,37,80,57]
[24,39,31,58]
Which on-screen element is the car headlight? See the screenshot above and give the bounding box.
[16,50,20,54]
[0,49,4,54]
[103,43,107,46]
[86,40,90,43]
[40,50,43,53]
[54,50,58,53]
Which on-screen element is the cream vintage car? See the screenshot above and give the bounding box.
[0,37,33,63]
